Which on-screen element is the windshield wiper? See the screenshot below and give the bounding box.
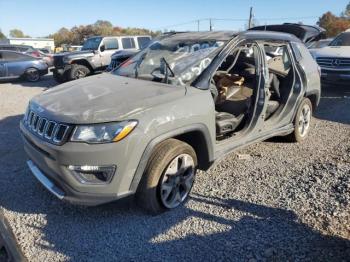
[160,57,175,84]
[134,53,147,78]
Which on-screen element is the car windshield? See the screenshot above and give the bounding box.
[329,33,350,47]
[113,36,226,86]
[82,37,102,50]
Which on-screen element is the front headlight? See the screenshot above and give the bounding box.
[70,121,138,143]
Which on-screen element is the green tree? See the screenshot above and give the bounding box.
[52,27,73,46]
[9,29,30,38]
[345,2,350,17]
[0,29,6,39]
[318,11,350,37]
[93,20,113,36]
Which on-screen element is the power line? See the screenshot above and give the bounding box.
[152,16,320,31]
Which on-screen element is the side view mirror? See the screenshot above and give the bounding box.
[100,45,105,52]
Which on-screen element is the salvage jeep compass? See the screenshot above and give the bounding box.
[20,31,321,213]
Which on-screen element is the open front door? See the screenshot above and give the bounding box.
[211,40,269,145]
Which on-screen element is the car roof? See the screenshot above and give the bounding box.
[0,44,32,47]
[240,30,302,42]
[152,30,300,42]
[159,31,238,41]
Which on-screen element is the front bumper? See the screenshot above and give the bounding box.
[20,121,143,206]
[50,65,71,75]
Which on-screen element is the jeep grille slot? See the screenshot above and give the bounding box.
[23,110,71,145]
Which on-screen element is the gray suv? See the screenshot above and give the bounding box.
[21,31,321,214]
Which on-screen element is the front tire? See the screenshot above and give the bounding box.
[137,139,197,214]
[25,68,40,82]
[287,98,313,142]
[67,64,90,81]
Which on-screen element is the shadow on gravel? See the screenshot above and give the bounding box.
[1,155,350,262]
[314,84,350,125]
[0,74,58,89]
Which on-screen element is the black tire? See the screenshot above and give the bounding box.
[67,64,90,81]
[286,98,313,142]
[25,68,40,82]
[53,71,66,83]
[137,139,197,214]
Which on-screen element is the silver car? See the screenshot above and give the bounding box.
[0,50,48,82]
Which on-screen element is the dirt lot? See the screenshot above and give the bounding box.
[0,75,349,261]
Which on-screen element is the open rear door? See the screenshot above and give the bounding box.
[249,23,326,44]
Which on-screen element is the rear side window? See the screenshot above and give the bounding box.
[18,46,29,52]
[122,38,136,49]
[2,51,28,61]
[0,46,15,51]
[137,37,151,49]
[104,38,119,50]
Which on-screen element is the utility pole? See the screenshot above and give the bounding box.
[209,18,213,31]
[197,20,200,32]
[248,7,253,29]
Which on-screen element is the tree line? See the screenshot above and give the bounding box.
[317,2,350,37]
[1,2,350,44]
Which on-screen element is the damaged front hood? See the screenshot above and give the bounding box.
[54,50,94,59]
[30,73,186,124]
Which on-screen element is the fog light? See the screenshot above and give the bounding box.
[68,165,116,184]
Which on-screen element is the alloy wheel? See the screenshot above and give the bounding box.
[160,154,195,209]
[298,103,311,137]
[26,68,40,82]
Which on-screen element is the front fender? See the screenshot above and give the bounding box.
[129,123,214,193]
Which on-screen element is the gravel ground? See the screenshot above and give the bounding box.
[0,76,349,262]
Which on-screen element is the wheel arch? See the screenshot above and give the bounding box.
[70,59,94,72]
[129,124,214,193]
[305,91,319,112]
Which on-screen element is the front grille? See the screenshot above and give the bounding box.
[23,109,71,145]
[53,55,64,68]
[316,57,350,69]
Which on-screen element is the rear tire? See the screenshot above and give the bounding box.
[137,139,197,214]
[67,64,90,81]
[286,98,313,142]
[25,68,40,82]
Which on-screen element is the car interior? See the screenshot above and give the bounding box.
[211,41,294,140]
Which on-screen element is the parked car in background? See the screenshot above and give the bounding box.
[38,48,51,54]
[0,50,48,82]
[51,35,152,83]
[70,45,83,52]
[38,50,54,67]
[0,44,41,57]
[307,38,333,49]
[106,50,139,71]
[21,31,320,214]
[310,31,350,86]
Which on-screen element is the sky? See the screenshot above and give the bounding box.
[0,0,349,37]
